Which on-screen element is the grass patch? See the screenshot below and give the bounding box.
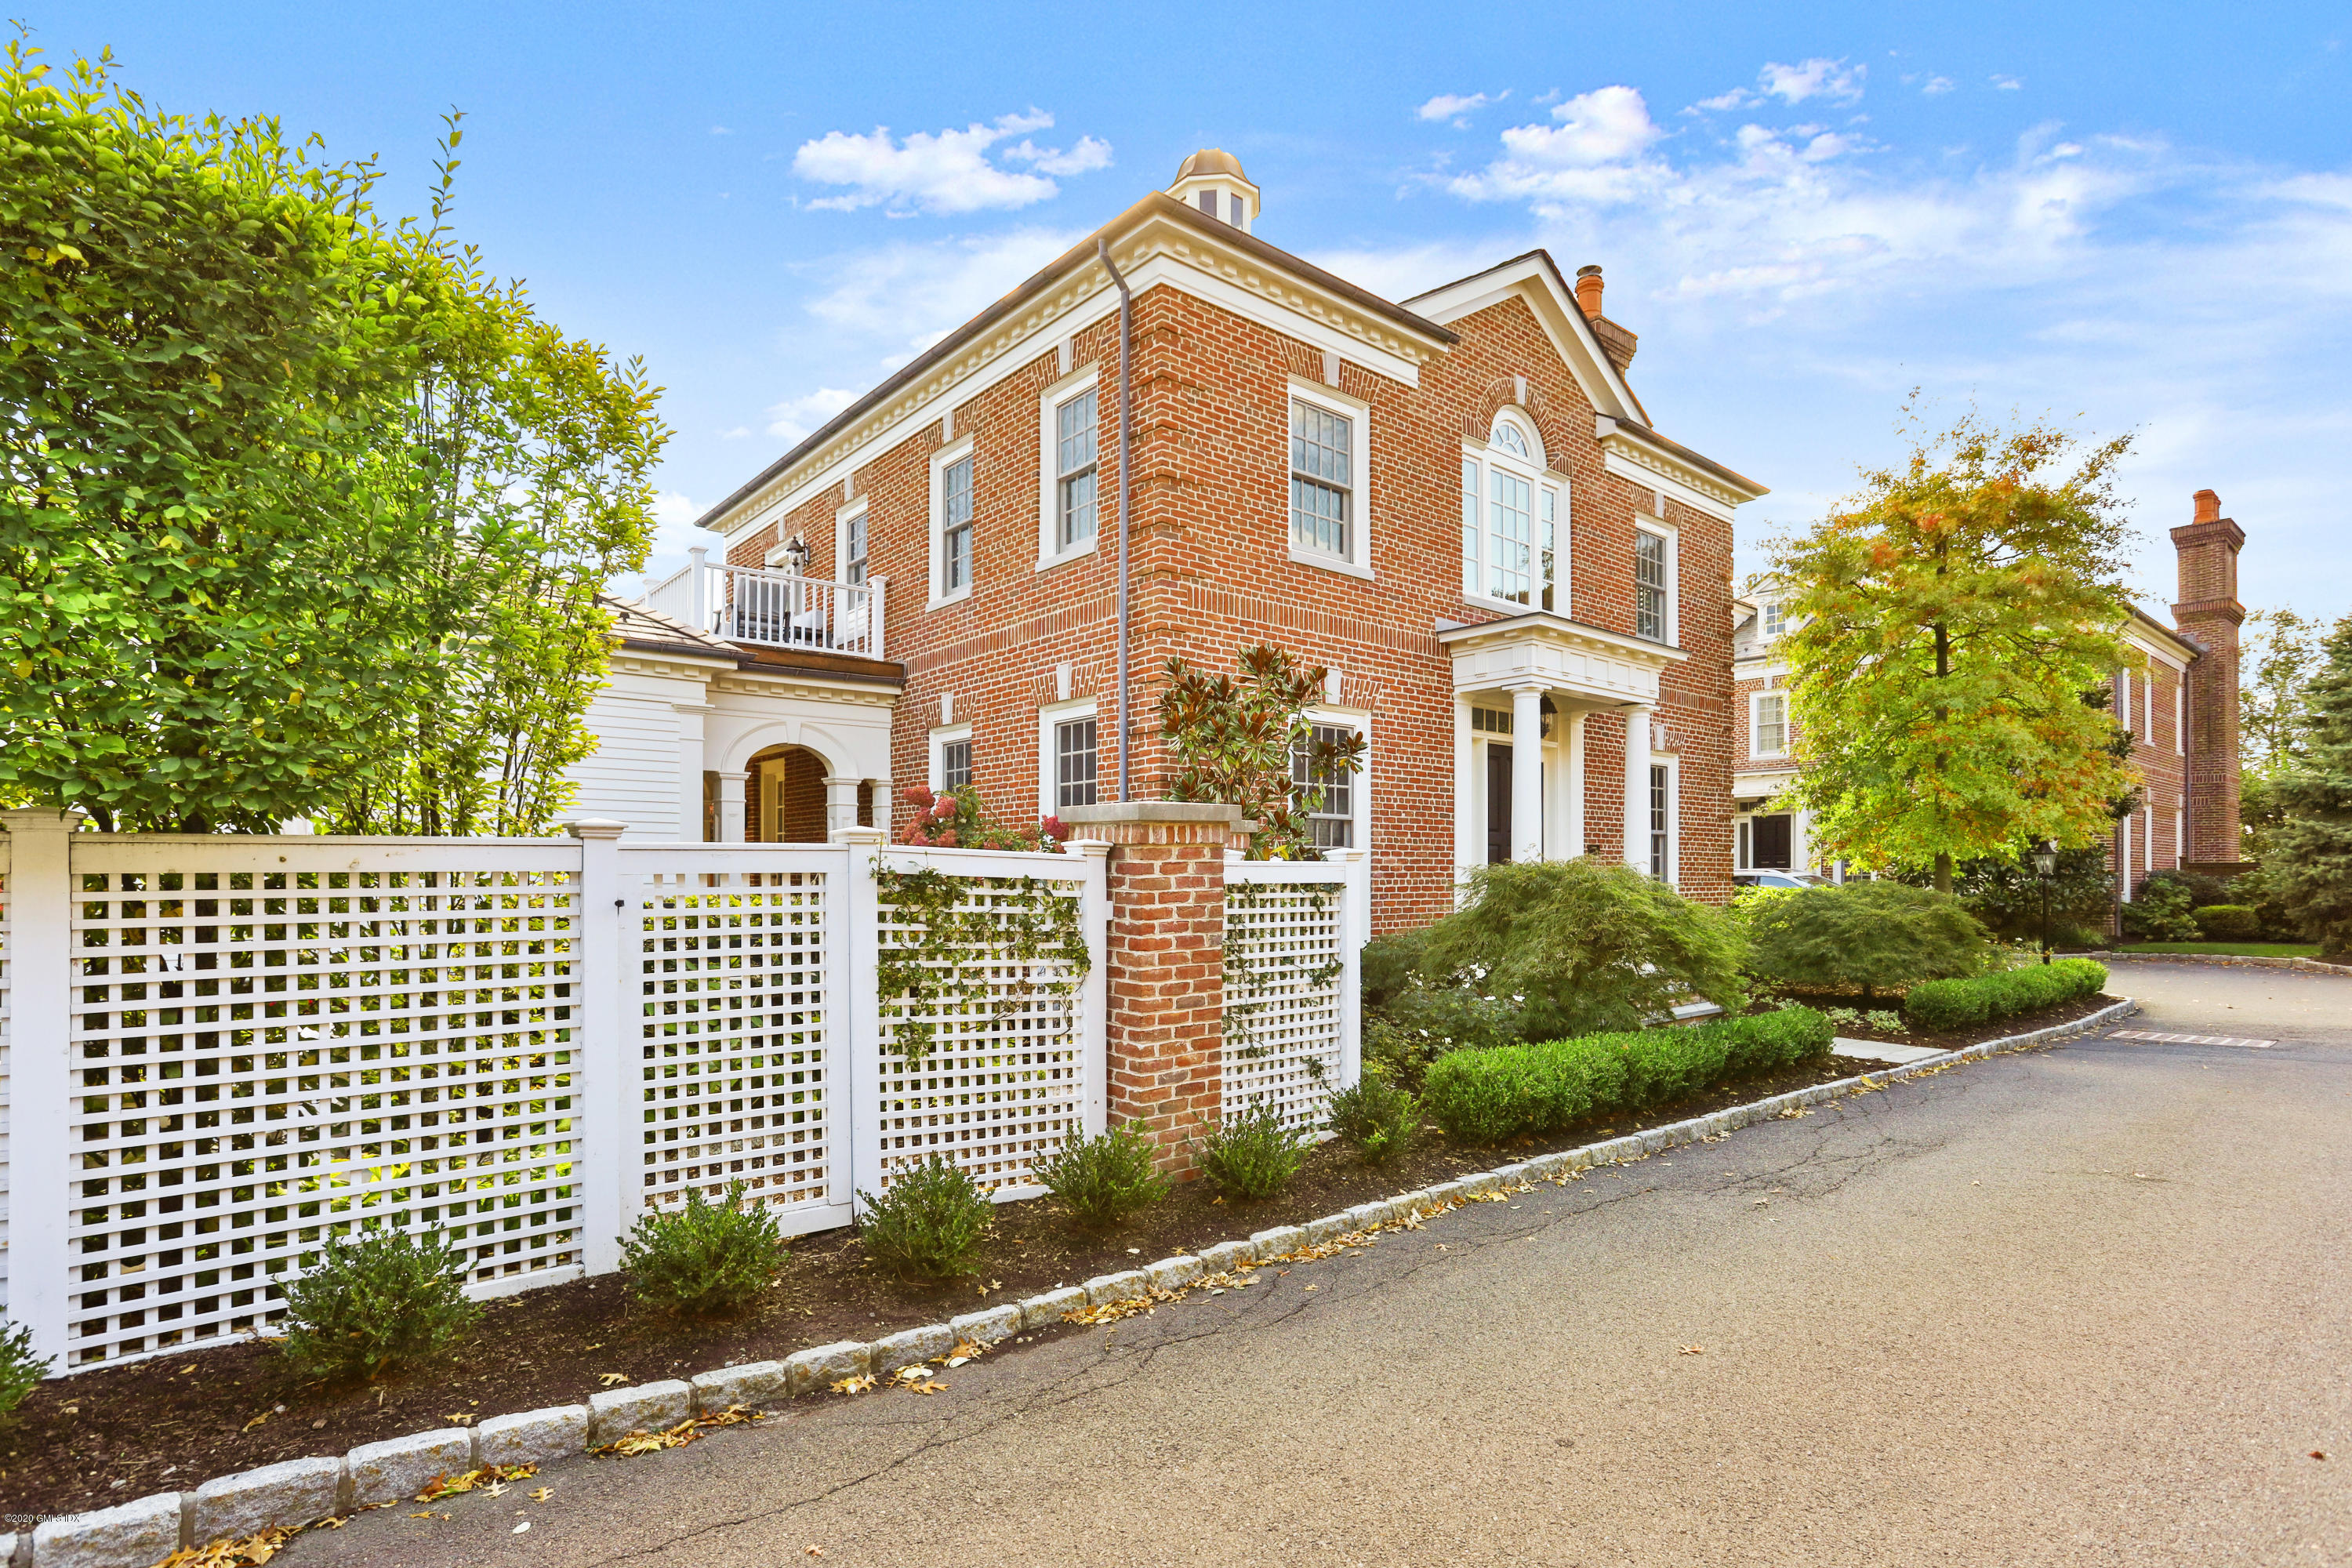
[2115,942,2321,958]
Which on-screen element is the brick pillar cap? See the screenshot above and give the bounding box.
[1062,801,1245,827]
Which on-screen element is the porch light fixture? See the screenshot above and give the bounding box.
[782,533,811,577]
[2033,840,2058,964]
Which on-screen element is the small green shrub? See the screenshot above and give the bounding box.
[1034,1123,1171,1229]
[1737,880,1988,998]
[1363,1014,1444,1091]
[1327,1075,1421,1166]
[1196,1099,1306,1198]
[2192,904,2261,942]
[278,1228,480,1385]
[1420,1007,1833,1145]
[0,1318,51,1415]
[619,1181,789,1317]
[858,1156,994,1280]
[1905,957,2106,1032]
[2121,877,2200,942]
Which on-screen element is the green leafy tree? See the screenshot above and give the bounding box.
[1735,881,1987,999]
[1160,643,1363,859]
[2241,608,2323,777]
[0,45,661,833]
[1772,408,2141,891]
[2266,615,2352,956]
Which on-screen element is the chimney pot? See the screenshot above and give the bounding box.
[2193,488,2221,524]
[1574,264,1604,319]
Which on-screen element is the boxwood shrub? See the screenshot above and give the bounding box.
[2191,904,2261,942]
[1421,1005,1833,1146]
[1904,957,2107,1032]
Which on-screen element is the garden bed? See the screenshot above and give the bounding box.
[1761,990,2119,1054]
[0,993,2105,1515]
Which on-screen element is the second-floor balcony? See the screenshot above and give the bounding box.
[640,548,885,659]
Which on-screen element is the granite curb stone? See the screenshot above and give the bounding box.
[949,1305,1025,1345]
[588,1381,692,1443]
[1019,1286,1087,1328]
[870,1323,956,1372]
[31,1490,184,1568]
[1250,1225,1305,1257]
[1082,1269,1149,1305]
[476,1404,590,1467]
[783,1341,869,1395]
[344,1428,476,1507]
[1301,1214,1349,1246]
[691,1360,788,1413]
[191,1456,342,1543]
[1197,1239,1255,1273]
[1142,1255,1203,1291]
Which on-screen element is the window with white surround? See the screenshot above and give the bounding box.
[1761,601,1786,637]
[1634,525,1673,642]
[930,724,973,793]
[1648,760,1677,884]
[1036,367,1100,565]
[1459,412,1563,610]
[1287,379,1370,575]
[1751,691,1788,759]
[1037,700,1098,814]
[928,437,975,604]
[835,497,869,587]
[1290,717,1363,849]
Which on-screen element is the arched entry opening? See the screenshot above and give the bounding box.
[746,745,827,842]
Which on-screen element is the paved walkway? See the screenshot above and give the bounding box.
[292,960,2352,1567]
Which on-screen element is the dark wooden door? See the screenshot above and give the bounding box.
[1486,744,1512,864]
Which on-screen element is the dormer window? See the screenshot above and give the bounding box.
[1762,601,1786,637]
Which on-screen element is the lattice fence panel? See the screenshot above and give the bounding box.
[873,870,1089,1195]
[633,869,835,1222]
[66,855,582,1366]
[1223,873,1346,1131]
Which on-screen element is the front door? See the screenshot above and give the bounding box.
[1486,743,1512,864]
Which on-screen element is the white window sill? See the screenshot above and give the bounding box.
[1461,590,1551,618]
[1035,539,1098,573]
[1289,546,1373,581]
[927,585,974,612]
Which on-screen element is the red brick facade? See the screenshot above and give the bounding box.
[703,187,1759,931]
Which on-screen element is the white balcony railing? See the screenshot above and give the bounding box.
[641,547,885,659]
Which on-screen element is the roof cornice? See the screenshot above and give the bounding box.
[1595,413,1768,510]
[695,194,1456,541]
[1436,609,1690,668]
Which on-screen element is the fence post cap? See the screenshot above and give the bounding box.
[0,806,88,833]
[1059,801,1243,827]
[1323,848,1369,865]
[1062,838,1112,860]
[830,826,887,847]
[564,818,630,840]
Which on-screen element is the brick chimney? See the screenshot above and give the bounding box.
[1573,263,1639,374]
[2171,488,2246,869]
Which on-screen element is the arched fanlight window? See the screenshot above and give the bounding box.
[1461,412,1563,611]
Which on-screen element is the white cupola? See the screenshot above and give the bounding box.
[1168,148,1258,234]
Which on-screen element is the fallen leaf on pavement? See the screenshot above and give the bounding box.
[416,1464,536,1502]
[529,1487,554,1501]
[830,1374,876,1396]
[1679,1345,1705,1356]
[155,1524,303,1566]
[513,1522,532,1534]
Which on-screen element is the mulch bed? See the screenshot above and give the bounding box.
[0,994,2109,1516]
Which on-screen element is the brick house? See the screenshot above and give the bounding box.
[1726,489,2247,900]
[572,151,1767,931]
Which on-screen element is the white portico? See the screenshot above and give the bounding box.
[1439,612,1687,880]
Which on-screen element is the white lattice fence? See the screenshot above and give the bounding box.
[866,844,1107,1198]
[620,848,847,1236]
[1223,858,1361,1131]
[62,837,584,1367]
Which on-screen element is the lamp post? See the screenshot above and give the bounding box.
[2033,840,2059,964]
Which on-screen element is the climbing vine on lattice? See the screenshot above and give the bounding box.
[1223,877,1341,1059]
[873,865,1090,1064]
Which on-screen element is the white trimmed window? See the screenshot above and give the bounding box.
[1037,700,1098,814]
[1036,367,1102,567]
[1286,380,1370,574]
[1761,600,1786,637]
[1634,524,1675,643]
[1290,717,1366,849]
[1460,412,1563,611]
[835,499,869,587]
[928,437,975,605]
[1751,691,1788,759]
[930,724,973,792]
[1648,759,1679,885]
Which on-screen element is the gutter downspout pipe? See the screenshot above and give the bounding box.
[1098,237,1134,802]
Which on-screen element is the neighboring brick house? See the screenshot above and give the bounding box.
[575,151,1767,931]
[1726,490,2247,901]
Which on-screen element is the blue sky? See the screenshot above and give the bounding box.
[48,2,2352,622]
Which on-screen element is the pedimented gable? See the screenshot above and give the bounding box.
[1405,252,1649,427]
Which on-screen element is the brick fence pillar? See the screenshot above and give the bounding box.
[1059,801,1243,1178]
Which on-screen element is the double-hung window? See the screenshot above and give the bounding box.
[843,509,869,586]
[1461,414,1562,610]
[1054,715,1098,810]
[1753,692,1788,758]
[1761,600,1786,638]
[1290,400,1352,561]
[1290,720,1360,848]
[1649,764,1673,882]
[941,454,973,594]
[1054,387,1098,551]
[940,737,972,791]
[1634,529,1669,641]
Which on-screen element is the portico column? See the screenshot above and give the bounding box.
[1623,704,1653,870]
[1510,684,1545,862]
[823,775,862,836]
[1564,710,1588,858]
[717,768,750,842]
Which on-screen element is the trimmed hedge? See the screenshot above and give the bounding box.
[1421,1006,1835,1146]
[2192,904,2261,942]
[1904,957,2107,1032]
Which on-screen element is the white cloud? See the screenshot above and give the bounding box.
[1922,76,1956,96]
[791,110,1111,215]
[764,387,859,443]
[1449,86,1664,209]
[1691,88,1755,112]
[1417,91,1505,127]
[1759,58,1867,105]
[800,227,1083,354]
[717,425,751,440]
[710,125,731,136]
[625,490,710,594]
[1991,74,2024,90]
